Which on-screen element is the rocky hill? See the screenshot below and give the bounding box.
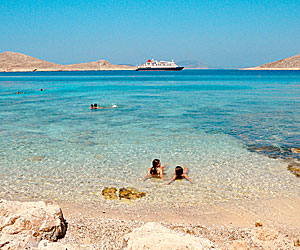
[246,52,300,70]
[64,60,133,71]
[0,51,135,72]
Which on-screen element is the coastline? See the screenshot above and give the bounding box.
[2,67,300,72]
[241,67,300,70]
[58,195,300,228]
[2,194,300,248]
[0,68,136,72]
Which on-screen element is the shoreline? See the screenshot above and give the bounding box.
[0,68,136,72]
[241,67,300,70]
[55,196,300,248]
[1,68,300,72]
[58,195,300,228]
[2,195,300,248]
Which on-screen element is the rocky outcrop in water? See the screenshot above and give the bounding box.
[102,187,146,200]
[291,148,300,154]
[288,162,300,177]
[247,145,300,161]
[0,200,67,249]
[119,187,146,200]
[102,187,118,200]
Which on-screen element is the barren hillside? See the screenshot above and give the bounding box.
[0,52,135,72]
[246,52,300,70]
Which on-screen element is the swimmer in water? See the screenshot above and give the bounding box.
[91,103,118,109]
[91,103,104,109]
[165,165,194,185]
[144,159,167,181]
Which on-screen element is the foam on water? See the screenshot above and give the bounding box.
[0,70,299,205]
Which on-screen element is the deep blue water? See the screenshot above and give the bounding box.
[0,70,299,204]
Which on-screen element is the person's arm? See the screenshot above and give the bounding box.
[165,175,177,185]
[143,168,151,181]
[158,168,165,180]
[182,173,194,184]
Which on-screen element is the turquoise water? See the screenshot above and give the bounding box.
[0,70,299,205]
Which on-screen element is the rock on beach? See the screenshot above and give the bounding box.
[287,161,300,177]
[0,200,67,249]
[125,222,214,250]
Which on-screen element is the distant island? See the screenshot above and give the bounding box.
[176,60,209,69]
[0,52,135,72]
[244,52,300,70]
[2,51,300,72]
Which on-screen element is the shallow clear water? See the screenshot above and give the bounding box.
[0,70,299,205]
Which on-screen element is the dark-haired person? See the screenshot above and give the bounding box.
[165,165,193,185]
[144,159,166,181]
[92,103,103,109]
[91,103,118,110]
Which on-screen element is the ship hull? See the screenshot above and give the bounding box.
[136,67,184,71]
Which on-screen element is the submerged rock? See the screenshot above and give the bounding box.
[94,154,103,159]
[291,148,300,154]
[102,187,118,200]
[101,187,146,201]
[28,156,45,162]
[287,162,300,177]
[119,188,146,200]
[247,145,300,161]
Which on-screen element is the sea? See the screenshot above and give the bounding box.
[0,70,299,206]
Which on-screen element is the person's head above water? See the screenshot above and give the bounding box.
[90,104,94,109]
[175,166,183,176]
[94,103,98,108]
[144,159,165,180]
[152,159,161,169]
[165,165,193,184]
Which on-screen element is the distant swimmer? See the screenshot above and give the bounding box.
[91,103,118,110]
[41,88,44,91]
[144,159,167,181]
[91,103,102,109]
[17,91,20,94]
[165,165,194,185]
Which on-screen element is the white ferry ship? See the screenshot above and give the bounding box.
[136,59,184,71]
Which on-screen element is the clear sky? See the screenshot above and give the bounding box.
[1,0,299,68]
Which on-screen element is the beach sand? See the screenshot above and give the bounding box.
[56,196,300,249]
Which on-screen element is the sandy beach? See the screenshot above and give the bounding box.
[51,195,300,249]
[1,195,300,249]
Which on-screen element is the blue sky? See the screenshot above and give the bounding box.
[1,0,299,68]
